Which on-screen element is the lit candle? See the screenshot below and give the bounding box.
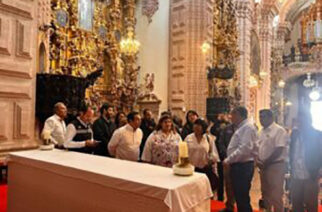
[42,130,51,140]
[179,141,188,158]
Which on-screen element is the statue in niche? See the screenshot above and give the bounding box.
[218,81,230,98]
[115,55,124,79]
[145,73,154,93]
[234,83,242,102]
[138,73,158,100]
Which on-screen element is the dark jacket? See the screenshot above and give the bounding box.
[140,118,156,155]
[290,127,322,179]
[217,124,236,161]
[181,122,194,140]
[93,116,116,156]
[69,118,92,154]
[210,120,230,160]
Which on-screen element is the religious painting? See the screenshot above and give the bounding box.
[78,0,95,31]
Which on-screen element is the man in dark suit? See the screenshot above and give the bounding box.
[140,109,156,157]
[93,103,116,156]
[218,123,236,212]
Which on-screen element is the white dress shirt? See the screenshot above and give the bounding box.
[64,117,93,149]
[258,123,288,162]
[108,124,143,161]
[185,133,220,168]
[226,119,258,164]
[42,114,66,145]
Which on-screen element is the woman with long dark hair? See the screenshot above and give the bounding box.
[141,115,182,167]
[181,110,199,139]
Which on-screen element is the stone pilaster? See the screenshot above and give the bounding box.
[258,6,276,111]
[169,0,213,117]
[235,0,254,108]
[37,0,51,73]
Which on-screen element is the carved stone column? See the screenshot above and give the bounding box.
[235,0,254,108]
[258,6,276,110]
[169,0,213,117]
[271,23,289,124]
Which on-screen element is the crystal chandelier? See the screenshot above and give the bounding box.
[120,28,140,56]
[303,73,315,88]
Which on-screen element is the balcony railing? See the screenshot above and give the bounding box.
[282,53,311,66]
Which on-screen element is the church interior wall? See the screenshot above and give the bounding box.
[135,0,170,114]
[284,18,301,55]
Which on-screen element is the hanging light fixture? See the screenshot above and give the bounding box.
[259,70,269,77]
[249,75,258,88]
[309,88,320,101]
[201,42,211,54]
[120,28,140,56]
[285,101,293,106]
[303,73,315,88]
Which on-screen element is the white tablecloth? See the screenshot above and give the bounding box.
[8,150,212,212]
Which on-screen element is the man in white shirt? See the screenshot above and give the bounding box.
[42,102,67,148]
[108,111,143,161]
[64,105,98,154]
[223,106,258,212]
[257,109,288,212]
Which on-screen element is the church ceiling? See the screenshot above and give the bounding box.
[283,0,315,23]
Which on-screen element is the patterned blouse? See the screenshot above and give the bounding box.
[141,130,182,167]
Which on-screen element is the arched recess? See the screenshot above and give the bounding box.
[38,42,47,73]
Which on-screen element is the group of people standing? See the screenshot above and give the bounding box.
[42,102,321,212]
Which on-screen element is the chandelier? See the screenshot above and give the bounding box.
[201,42,211,54]
[249,75,258,88]
[120,29,140,56]
[303,73,315,88]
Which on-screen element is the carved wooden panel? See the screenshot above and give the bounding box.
[169,0,187,115]
[0,0,37,157]
[13,102,31,139]
[16,20,32,59]
[0,0,33,19]
[0,101,10,141]
[0,15,11,55]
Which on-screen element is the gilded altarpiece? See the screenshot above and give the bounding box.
[206,0,240,118]
[49,0,138,111]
